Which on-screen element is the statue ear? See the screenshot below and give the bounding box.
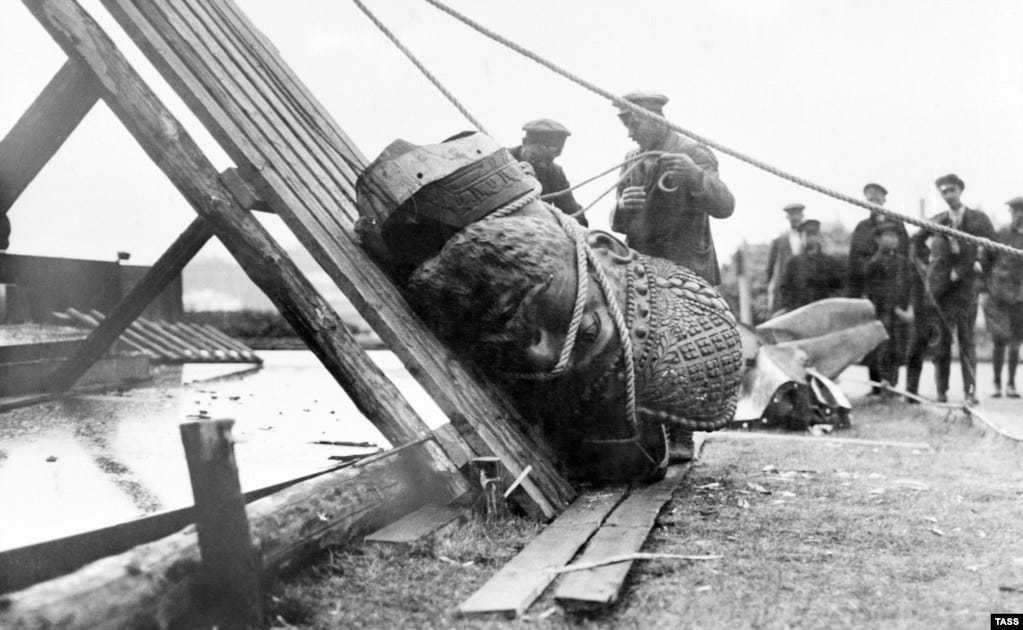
[586,230,632,262]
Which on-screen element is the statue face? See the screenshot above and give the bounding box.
[518,231,630,374]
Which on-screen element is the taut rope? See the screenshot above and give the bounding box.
[422,0,1023,259]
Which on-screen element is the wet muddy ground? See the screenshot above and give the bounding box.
[0,350,446,550]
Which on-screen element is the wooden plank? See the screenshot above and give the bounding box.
[135,317,202,359]
[364,504,466,547]
[46,217,212,392]
[458,486,628,618]
[65,307,176,360]
[180,420,263,628]
[99,0,574,517]
[553,466,690,611]
[177,321,248,361]
[0,58,100,214]
[198,322,258,359]
[0,438,470,629]
[81,309,161,358]
[164,321,231,360]
[24,0,454,452]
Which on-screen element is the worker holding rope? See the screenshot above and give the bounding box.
[610,91,735,287]
[909,174,994,406]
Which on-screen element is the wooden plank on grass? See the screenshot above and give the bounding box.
[458,486,628,618]
[554,465,690,611]
[364,504,465,547]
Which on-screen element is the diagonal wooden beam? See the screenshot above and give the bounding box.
[22,0,448,453]
[46,216,213,393]
[0,58,100,214]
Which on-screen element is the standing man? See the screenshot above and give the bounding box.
[510,119,587,226]
[609,90,734,464]
[778,219,845,312]
[766,203,806,315]
[981,196,1023,398]
[909,173,994,405]
[610,91,735,285]
[847,183,910,394]
[863,220,914,393]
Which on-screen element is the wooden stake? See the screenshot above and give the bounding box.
[180,419,263,629]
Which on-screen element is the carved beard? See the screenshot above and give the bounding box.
[506,249,743,482]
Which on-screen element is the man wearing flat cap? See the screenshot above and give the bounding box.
[766,202,806,314]
[847,182,909,393]
[980,196,1023,398]
[778,218,845,312]
[510,118,586,226]
[610,90,735,285]
[609,90,735,464]
[908,173,994,405]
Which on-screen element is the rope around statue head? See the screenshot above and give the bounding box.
[409,187,656,464]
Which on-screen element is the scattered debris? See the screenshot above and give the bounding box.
[551,552,723,575]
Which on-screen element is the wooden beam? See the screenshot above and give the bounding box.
[99,0,574,518]
[0,58,100,214]
[180,420,263,628]
[24,0,457,451]
[0,438,470,629]
[0,459,362,594]
[46,217,213,392]
[458,486,628,618]
[553,466,690,611]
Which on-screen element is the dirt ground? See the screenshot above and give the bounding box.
[267,399,1023,629]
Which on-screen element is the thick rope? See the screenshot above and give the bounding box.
[422,0,1023,259]
[353,0,489,133]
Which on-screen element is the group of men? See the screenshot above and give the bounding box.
[766,177,1023,407]
[512,90,734,286]
[514,88,1023,410]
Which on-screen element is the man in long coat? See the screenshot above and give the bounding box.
[610,90,735,285]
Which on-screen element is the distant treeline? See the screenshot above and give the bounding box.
[184,310,379,350]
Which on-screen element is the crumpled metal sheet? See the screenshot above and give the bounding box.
[734,298,888,422]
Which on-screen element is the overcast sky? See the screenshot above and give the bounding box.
[2,0,1022,267]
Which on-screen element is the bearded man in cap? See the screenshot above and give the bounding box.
[610,91,735,286]
[766,203,806,315]
[510,118,587,226]
[909,173,994,405]
[980,196,1023,398]
[847,183,910,394]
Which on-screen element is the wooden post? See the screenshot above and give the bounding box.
[47,217,213,392]
[0,58,100,214]
[180,419,263,628]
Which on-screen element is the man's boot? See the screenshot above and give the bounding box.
[665,424,694,464]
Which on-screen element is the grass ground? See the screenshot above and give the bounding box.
[266,399,1023,629]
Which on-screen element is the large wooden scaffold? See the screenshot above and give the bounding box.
[0,0,577,626]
